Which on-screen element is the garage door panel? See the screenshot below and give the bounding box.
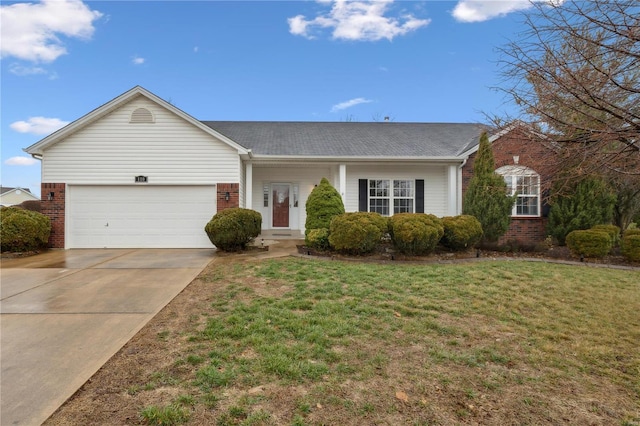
[68,186,216,248]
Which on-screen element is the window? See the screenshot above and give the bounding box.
[496,166,540,217]
[368,179,414,216]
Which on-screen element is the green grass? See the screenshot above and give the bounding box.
[145,258,640,425]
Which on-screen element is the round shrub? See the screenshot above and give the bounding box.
[305,228,330,251]
[441,215,483,251]
[565,229,612,258]
[328,212,385,255]
[305,178,344,238]
[1,206,51,252]
[204,208,262,252]
[621,234,640,262]
[623,228,640,238]
[389,213,444,256]
[590,224,621,247]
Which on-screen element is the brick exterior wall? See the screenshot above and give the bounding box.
[462,127,555,248]
[41,183,65,248]
[217,183,240,212]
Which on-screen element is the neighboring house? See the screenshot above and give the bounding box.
[25,86,547,249]
[0,187,40,207]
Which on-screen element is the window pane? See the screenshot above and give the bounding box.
[393,180,414,197]
[370,199,389,216]
[394,198,413,214]
[516,196,538,215]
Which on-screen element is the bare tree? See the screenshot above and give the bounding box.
[495,0,639,183]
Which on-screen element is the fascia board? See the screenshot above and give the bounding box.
[250,155,465,164]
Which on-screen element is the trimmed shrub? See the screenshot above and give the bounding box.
[565,229,612,258]
[329,212,385,255]
[621,234,640,262]
[305,228,330,251]
[204,208,262,252]
[0,206,51,252]
[590,224,621,248]
[623,228,640,238]
[305,178,344,238]
[389,213,444,256]
[441,215,483,251]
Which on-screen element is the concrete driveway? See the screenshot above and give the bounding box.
[0,248,214,426]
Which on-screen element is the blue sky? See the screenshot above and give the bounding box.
[1,0,538,196]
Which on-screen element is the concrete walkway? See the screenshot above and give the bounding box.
[0,248,214,426]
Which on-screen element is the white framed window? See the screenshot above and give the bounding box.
[368,179,414,216]
[496,166,540,217]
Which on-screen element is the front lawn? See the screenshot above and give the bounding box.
[46,258,640,425]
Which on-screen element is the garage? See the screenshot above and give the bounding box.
[67,185,217,248]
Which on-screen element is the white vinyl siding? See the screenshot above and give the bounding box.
[345,164,449,216]
[42,97,240,184]
[67,185,216,248]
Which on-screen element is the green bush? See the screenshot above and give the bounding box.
[441,215,483,251]
[623,228,640,238]
[305,228,330,250]
[328,212,385,255]
[204,208,262,252]
[389,213,444,256]
[565,229,612,258]
[621,234,640,262]
[547,177,616,245]
[0,206,51,252]
[590,224,621,248]
[305,178,344,238]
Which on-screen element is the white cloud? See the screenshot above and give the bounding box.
[331,97,373,112]
[8,63,58,79]
[132,56,145,65]
[10,117,70,135]
[288,0,430,41]
[452,0,562,23]
[0,0,103,63]
[193,46,199,53]
[5,156,39,166]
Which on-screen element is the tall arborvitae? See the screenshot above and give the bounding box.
[463,132,516,244]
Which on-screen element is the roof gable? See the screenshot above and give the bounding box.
[24,86,248,156]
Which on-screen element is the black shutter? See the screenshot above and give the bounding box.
[358,179,368,212]
[415,179,425,213]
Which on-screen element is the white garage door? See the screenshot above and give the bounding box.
[67,185,217,248]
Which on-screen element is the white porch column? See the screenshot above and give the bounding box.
[245,162,253,209]
[339,164,347,201]
[448,165,457,215]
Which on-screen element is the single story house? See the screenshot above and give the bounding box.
[25,86,548,249]
[0,187,40,207]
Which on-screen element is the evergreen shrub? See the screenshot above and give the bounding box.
[621,234,640,262]
[0,206,51,252]
[204,208,262,252]
[441,215,483,251]
[389,213,444,256]
[590,224,621,247]
[305,228,330,250]
[328,212,385,255]
[565,229,612,258]
[305,178,344,238]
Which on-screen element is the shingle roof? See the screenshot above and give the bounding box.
[202,121,490,158]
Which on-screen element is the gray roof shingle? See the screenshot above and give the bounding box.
[202,121,489,158]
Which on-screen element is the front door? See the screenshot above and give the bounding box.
[272,184,290,228]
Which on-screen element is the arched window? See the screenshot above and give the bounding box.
[496,165,540,217]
